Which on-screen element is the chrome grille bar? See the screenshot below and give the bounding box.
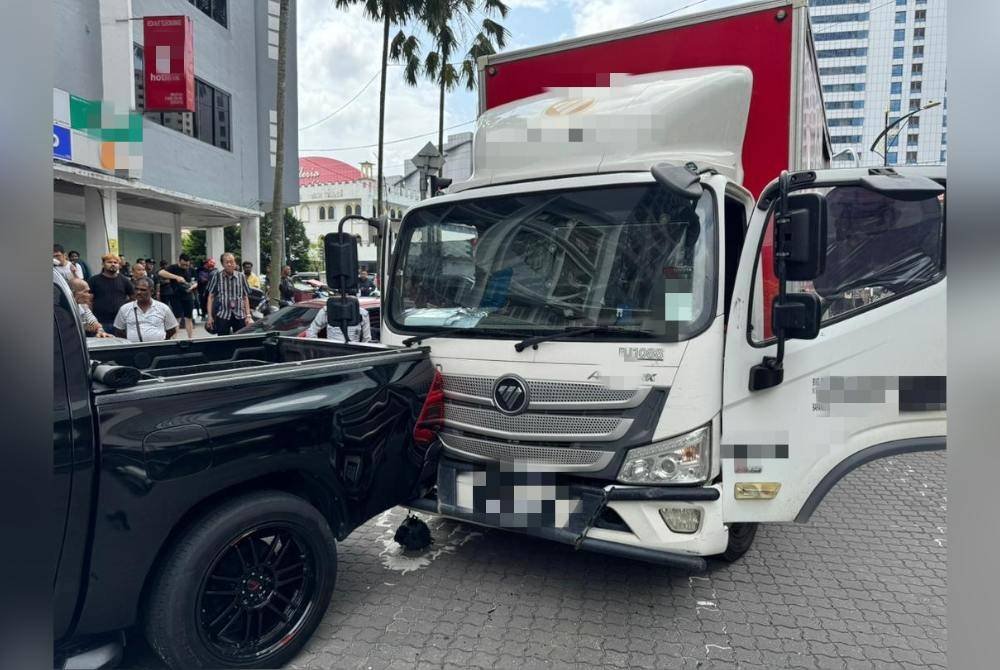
[439,432,615,472]
[441,374,649,410]
[443,402,631,442]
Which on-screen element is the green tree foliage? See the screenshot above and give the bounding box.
[180,211,313,272]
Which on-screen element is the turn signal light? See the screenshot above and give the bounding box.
[734,482,781,500]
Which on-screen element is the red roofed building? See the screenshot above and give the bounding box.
[291,157,420,267]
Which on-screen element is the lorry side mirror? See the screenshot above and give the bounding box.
[324,231,359,292]
[772,292,822,340]
[651,163,703,199]
[326,296,361,327]
[775,192,827,281]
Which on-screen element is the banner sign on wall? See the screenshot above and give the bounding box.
[143,15,195,112]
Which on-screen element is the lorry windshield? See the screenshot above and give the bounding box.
[387,183,717,341]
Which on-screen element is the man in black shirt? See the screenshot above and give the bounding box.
[87,253,135,333]
[279,265,295,303]
[358,268,376,297]
[158,253,198,339]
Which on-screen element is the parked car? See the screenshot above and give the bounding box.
[238,297,381,341]
[52,271,439,669]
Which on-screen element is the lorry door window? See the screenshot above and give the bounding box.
[389,184,717,342]
[750,187,945,344]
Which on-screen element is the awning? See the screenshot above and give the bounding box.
[54,161,263,228]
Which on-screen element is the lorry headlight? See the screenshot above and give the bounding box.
[617,425,710,485]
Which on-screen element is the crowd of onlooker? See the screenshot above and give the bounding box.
[54,244,267,343]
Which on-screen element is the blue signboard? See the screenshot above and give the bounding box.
[53,124,72,160]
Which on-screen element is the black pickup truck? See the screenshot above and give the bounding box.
[53,271,443,669]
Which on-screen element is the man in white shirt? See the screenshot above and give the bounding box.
[113,277,178,343]
[53,244,83,281]
[304,303,372,343]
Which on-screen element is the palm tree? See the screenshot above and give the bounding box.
[268,0,290,304]
[336,0,424,217]
[418,0,509,155]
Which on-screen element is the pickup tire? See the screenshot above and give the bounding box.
[144,491,337,669]
[715,522,758,562]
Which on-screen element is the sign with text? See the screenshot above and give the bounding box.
[143,15,195,112]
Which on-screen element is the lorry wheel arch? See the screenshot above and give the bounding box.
[137,471,345,627]
[794,437,946,523]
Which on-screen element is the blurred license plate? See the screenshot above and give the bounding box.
[453,467,583,529]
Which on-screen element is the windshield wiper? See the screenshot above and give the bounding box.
[514,326,655,352]
[402,328,465,347]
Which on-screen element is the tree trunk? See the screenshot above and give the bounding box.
[268,0,290,304]
[377,14,390,218]
[438,74,446,155]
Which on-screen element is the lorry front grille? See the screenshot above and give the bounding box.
[443,403,631,442]
[439,432,614,471]
[441,374,645,409]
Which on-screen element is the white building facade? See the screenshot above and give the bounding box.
[809,0,946,167]
[291,157,420,268]
[53,0,299,273]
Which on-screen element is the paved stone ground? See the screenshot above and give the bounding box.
[122,451,947,669]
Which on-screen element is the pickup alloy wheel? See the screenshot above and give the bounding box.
[145,491,337,669]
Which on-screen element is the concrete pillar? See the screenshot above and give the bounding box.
[206,226,226,263]
[171,213,183,262]
[240,217,261,275]
[98,0,135,110]
[84,187,119,269]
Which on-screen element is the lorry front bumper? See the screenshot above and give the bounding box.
[408,457,731,571]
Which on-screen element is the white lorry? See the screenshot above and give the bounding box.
[382,0,946,570]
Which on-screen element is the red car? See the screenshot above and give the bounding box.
[237,297,381,341]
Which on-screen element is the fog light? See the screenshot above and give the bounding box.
[659,507,702,534]
[734,482,781,500]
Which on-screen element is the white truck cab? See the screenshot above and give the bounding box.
[381,66,946,570]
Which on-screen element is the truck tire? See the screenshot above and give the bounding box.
[144,491,337,669]
[715,522,758,562]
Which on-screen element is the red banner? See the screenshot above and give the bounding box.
[143,15,195,112]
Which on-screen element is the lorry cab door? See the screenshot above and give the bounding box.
[721,169,947,523]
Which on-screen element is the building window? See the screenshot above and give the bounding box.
[913,45,924,58]
[910,98,921,110]
[826,100,865,110]
[819,65,868,76]
[906,151,918,164]
[894,29,905,42]
[915,9,926,21]
[189,0,228,28]
[942,115,947,127]
[890,82,902,94]
[895,0,906,5]
[828,118,864,127]
[907,134,919,146]
[895,11,906,23]
[890,99,901,112]
[941,133,947,145]
[319,206,326,220]
[830,135,863,144]
[893,46,904,59]
[811,12,869,23]
[891,64,903,77]
[133,44,230,150]
[887,152,898,164]
[909,116,919,129]
[912,63,923,75]
[940,150,946,162]
[910,81,922,93]
[914,27,925,40]
[345,205,353,216]
[817,47,869,58]
[815,30,869,42]
[823,83,866,93]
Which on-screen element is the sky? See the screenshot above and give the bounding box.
[295,0,745,177]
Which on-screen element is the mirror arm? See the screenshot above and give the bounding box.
[749,171,790,392]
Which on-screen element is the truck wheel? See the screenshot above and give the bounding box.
[144,491,337,669]
[715,522,758,562]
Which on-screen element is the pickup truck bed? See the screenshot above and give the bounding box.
[53,273,443,669]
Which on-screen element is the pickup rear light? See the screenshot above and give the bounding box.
[413,370,445,446]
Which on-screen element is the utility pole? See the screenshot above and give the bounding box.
[268,0,290,305]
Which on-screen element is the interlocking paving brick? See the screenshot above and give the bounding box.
[122,452,947,669]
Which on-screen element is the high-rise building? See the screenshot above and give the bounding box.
[809,0,946,167]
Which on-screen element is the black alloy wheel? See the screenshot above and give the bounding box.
[196,524,317,664]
